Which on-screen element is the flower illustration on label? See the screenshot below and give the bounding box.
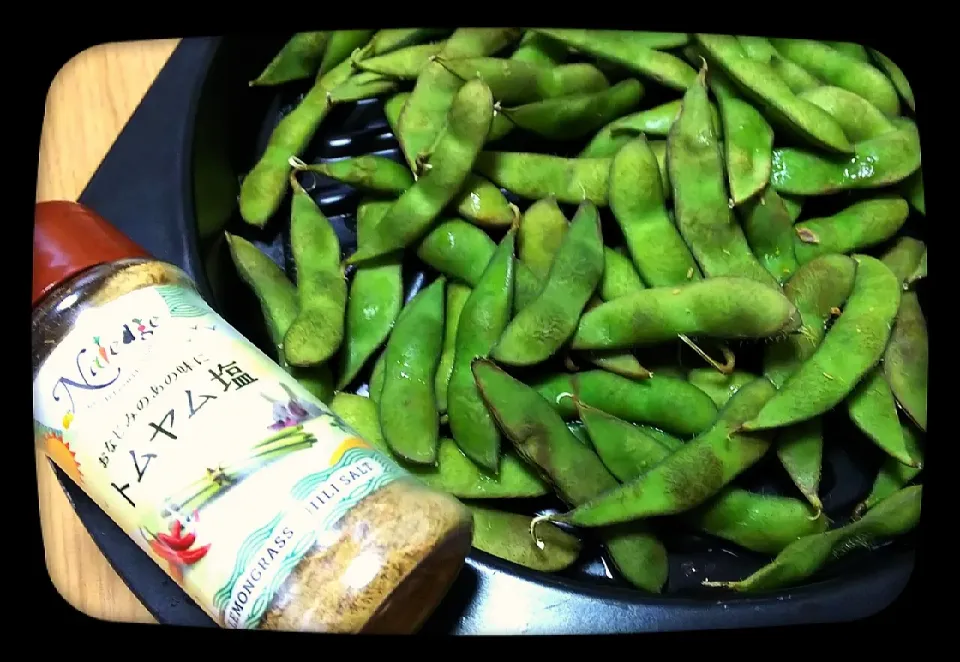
[43,429,83,484]
[141,510,210,585]
[264,383,324,431]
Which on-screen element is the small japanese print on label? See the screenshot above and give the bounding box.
[33,283,408,628]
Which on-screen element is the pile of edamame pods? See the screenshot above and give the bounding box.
[228,28,925,595]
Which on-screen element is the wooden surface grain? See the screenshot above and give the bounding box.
[36,38,181,624]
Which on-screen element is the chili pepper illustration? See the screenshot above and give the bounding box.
[141,510,210,585]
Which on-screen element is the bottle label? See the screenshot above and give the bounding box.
[33,283,409,629]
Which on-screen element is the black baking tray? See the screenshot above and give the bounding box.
[58,34,918,634]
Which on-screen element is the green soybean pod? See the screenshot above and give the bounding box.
[546,377,777,528]
[713,80,774,206]
[350,79,496,263]
[782,195,804,223]
[397,28,522,172]
[693,34,852,153]
[326,70,398,104]
[518,197,568,280]
[513,260,544,313]
[379,277,447,464]
[475,152,610,206]
[571,277,800,351]
[282,177,347,367]
[736,35,778,64]
[329,393,548,499]
[368,351,385,404]
[511,30,570,67]
[469,505,582,571]
[856,423,923,515]
[824,41,870,63]
[609,136,701,288]
[601,247,647,301]
[436,282,473,414]
[798,86,897,143]
[359,28,452,58]
[848,366,921,466]
[354,42,446,79]
[869,49,916,112]
[318,29,376,76]
[903,170,925,216]
[578,402,827,554]
[884,291,928,431]
[531,370,718,437]
[580,101,685,159]
[249,32,330,86]
[882,236,926,284]
[337,219,403,389]
[740,187,800,283]
[447,231,516,471]
[687,369,758,407]
[745,255,902,432]
[771,119,921,196]
[292,154,414,195]
[705,485,922,592]
[416,218,497,286]
[493,202,604,366]
[238,57,354,227]
[769,55,822,95]
[224,233,334,402]
[534,28,697,91]
[668,68,779,288]
[776,418,824,511]
[794,195,910,264]
[770,38,900,117]
[500,79,644,141]
[472,359,669,593]
[437,57,611,102]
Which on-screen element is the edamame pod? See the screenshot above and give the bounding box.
[397,28,522,172]
[705,485,922,592]
[736,35,778,64]
[531,370,718,437]
[609,137,701,287]
[239,57,354,226]
[798,86,897,143]
[578,403,827,554]
[903,170,925,216]
[368,351,385,403]
[350,79,495,263]
[379,277,446,464]
[770,38,900,117]
[687,369,758,407]
[282,178,347,367]
[668,68,779,287]
[470,506,581,571]
[250,32,330,86]
[319,30,376,76]
[884,291,928,431]
[493,202,604,366]
[472,359,669,592]
[292,155,414,195]
[856,424,923,515]
[448,231,516,470]
[544,376,777,528]
[475,152,611,205]
[794,195,910,264]
[571,277,800,351]
[436,283,472,414]
[869,49,916,112]
[600,247,647,301]
[823,41,870,63]
[745,255,902,431]
[359,28,451,58]
[694,34,852,153]
[416,218,497,286]
[775,418,824,510]
[881,236,926,285]
[224,233,334,403]
[329,393,548,498]
[716,91,774,206]
[511,30,570,67]
[535,29,697,91]
[436,57,610,102]
[326,71,397,103]
[848,366,921,466]
[383,91,518,229]
[740,188,800,283]
[771,118,921,196]
[354,42,446,79]
[499,79,644,141]
[518,197,568,279]
[337,247,403,389]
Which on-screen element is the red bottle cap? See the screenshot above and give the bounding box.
[33,201,150,307]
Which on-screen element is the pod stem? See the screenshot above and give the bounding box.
[529,513,558,549]
[679,334,736,375]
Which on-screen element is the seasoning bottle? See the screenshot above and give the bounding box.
[32,201,474,633]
